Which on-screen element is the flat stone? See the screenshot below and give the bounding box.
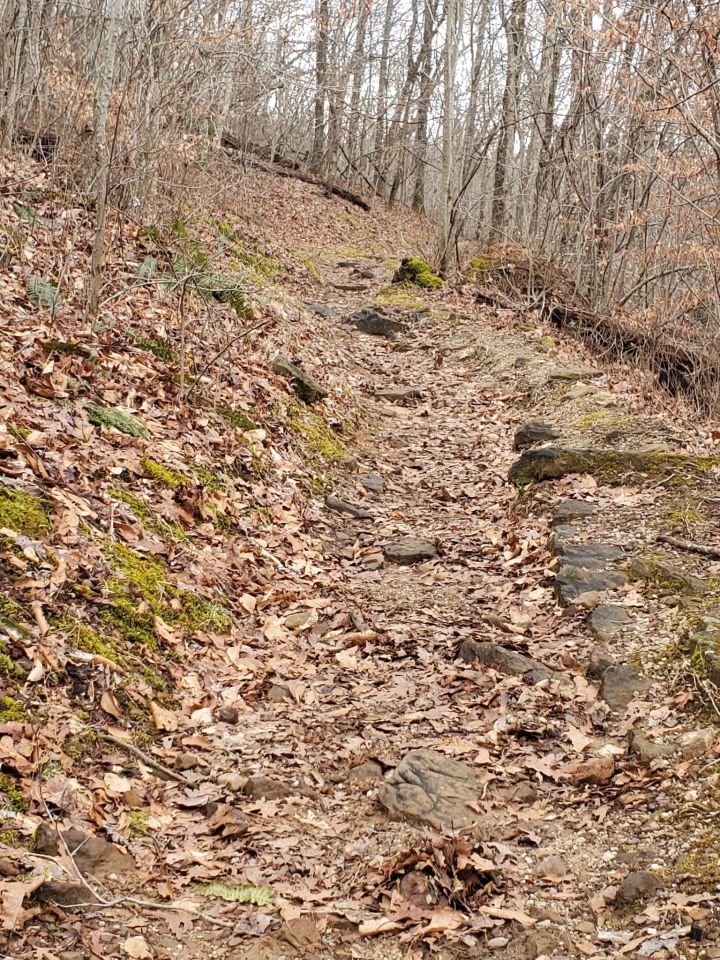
[459,640,553,681]
[631,726,716,763]
[588,604,631,642]
[534,854,569,879]
[375,386,423,402]
[555,567,627,605]
[628,558,706,594]
[383,536,437,565]
[242,776,293,800]
[359,473,384,494]
[509,447,719,486]
[514,422,562,451]
[350,307,407,338]
[271,354,328,404]
[547,364,600,382]
[35,881,98,906]
[216,705,239,724]
[615,870,661,905]
[552,500,598,524]
[306,303,335,318]
[325,494,373,520]
[379,749,479,830]
[554,542,625,567]
[601,663,651,712]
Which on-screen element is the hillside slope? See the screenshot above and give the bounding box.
[1,150,720,960]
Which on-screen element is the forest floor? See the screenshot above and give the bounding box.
[1,150,720,959]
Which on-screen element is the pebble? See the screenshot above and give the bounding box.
[488,937,509,949]
[216,705,239,724]
[534,854,568,879]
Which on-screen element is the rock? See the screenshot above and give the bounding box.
[588,645,615,679]
[615,870,661,905]
[0,858,19,877]
[35,826,133,878]
[534,855,569,879]
[216,705,239,724]
[359,473,384,494]
[459,640,553,681]
[552,499,598,524]
[562,756,615,784]
[689,614,720,685]
[628,557,706,594]
[514,422,562,450]
[509,447,719,486]
[379,749,479,830]
[270,354,328,404]
[350,307,407,338]
[306,303,335,318]
[325,494,373,520]
[375,386,423,402]
[267,683,291,702]
[383,536,437,565]
[242,776,293,800]
[175,752,201,771]
[554,541,625,567]
[35,880,99,906]
[630,731,676,763]
[631,726,716,763]
[588,604,631,642]
[555,567,627,606]
[347,760,384,782]
[601,663,651,712]
[514,781,538,803]
[547,364,600,381]
[218,772,247,792]
[488,937,509,949]
[521,929,574,959]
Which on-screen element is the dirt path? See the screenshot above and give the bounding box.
[217,254,720,959]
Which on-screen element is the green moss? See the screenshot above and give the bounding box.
[8,426,30,441]
[541,336,556,347]
[87,404,148,438]
[0,653,19,677]
[142,457,189,490]
[466,254,501,280]
[194,466,226,490]
[127,810,151,834]
[374,285,427,312]
[103,541,231,641]
[0,696,27,723]
[0,775,26,812]
[110,490,188,544]
[212,405,257,431]
[392,256,444,289]
[301,256,321,281]
[216,223,281,278]
[0,486,51,538]
[571,410,632,429]
[288,403,349,465]
[0,594,32,640]
[67,621,124,666]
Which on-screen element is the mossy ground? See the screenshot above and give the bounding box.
[142,456,189,490]
[103,541,231,646]
[466,254,502,281]
[374,285,427,312]
[110,490,188,544]
[0,696,27,723]
[0,486,52,538]
[287,401,349,467]
[0,773,27,811]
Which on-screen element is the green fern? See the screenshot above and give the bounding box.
[196,882,274,907]
[27,275,60,309]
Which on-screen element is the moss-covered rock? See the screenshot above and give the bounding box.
[509,447,720,486]
[87,405,148,438]
[392,256,444,289]
[466,254,502,281]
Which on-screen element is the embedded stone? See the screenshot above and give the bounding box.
[271,354,328,404]
[383,537,437,565]
[588,604,631,642]
[379,749,479,830]
[552,499,598,524]
[601,663,651,712]
[459,640,553,681]
[350,307,407,338]
[509,447,719,486]
[514,422,562,451]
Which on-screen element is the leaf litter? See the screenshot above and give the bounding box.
[0,147,719,959]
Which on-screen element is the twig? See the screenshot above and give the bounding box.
[99,732,188,784]
[657,533,720,560]
[183,318,271,403]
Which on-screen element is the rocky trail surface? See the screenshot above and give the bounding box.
[2,160,720,959]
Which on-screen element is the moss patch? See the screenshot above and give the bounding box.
[287,402,349,466]
[571,410,632,429]
[466,254,502,281]
[374,286,427,312]
[0,486,52,538]
[110,490,188,543]
[133,336,175,361]
[0,774,27,812]
[392,256,443,289]
[87,405,148,439]
[0,594,32,640]
[103,542,231,644]
[509,447,720,487]
[0,696,27,723]
[211,404,257,432]
[142,457,189,490]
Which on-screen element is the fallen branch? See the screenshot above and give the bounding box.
[656,534,720,560]
[99,732,188,784]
